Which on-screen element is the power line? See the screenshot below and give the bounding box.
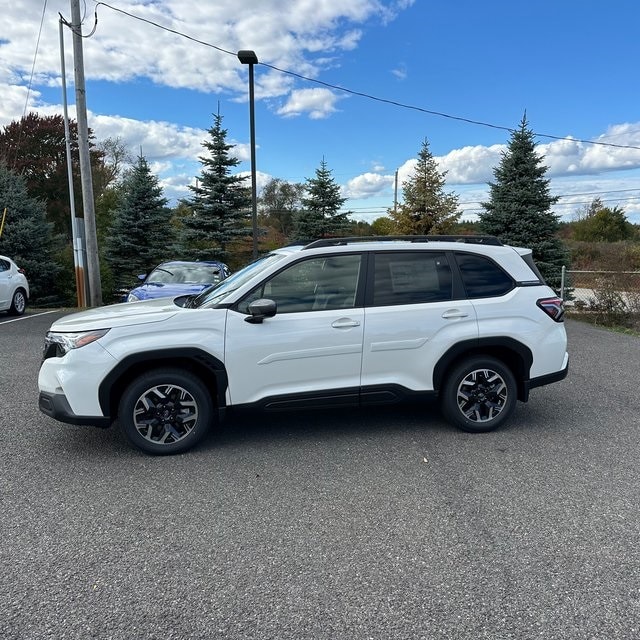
[7,0,50,173]
[92,2,640,152]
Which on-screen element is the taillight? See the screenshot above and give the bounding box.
[537,297,564,322]
[18,267,26,275]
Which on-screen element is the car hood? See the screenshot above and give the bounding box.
[50,298,181,332]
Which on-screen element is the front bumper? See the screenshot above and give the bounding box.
[38,391,111,428]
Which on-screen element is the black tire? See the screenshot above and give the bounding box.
[118,368,214,455]
[441,356,517,433]
[8,288,27,316]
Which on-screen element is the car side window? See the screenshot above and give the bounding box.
[237,254,361,314]
[0,259,8,273]
[455,252,513,298]
[372,252,452,306]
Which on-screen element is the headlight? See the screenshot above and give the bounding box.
[127,292,141,302]
[43,329,110,359]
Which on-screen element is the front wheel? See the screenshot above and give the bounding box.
[119,368,214,455]
[441,356,517,433]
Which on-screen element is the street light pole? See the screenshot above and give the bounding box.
[237,50,259,259]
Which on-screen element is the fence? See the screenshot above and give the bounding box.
[560,268,640,329]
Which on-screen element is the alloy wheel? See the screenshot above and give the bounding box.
[456,368,508,423]
[132,383,199,445]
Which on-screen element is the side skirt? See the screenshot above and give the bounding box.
[231,385,437,413]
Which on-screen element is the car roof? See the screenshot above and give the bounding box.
[272,237,538,282]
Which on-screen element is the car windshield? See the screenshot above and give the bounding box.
[190,253,290,308]
[147,263,223,285]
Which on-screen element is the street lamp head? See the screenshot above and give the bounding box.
[237,50,258,65]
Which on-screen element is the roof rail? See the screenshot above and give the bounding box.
[303,235,503,249]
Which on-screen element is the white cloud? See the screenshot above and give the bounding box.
[0,1,396,100]
[277,88,343,119]
[343,172,394,199]
[391,65,407,80]
[436,144,505,184]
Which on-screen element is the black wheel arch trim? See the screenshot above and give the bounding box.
[432,337,534,402]
[98,348,228,419]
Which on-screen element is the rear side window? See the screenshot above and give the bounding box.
[372,252,452,306]
[520,253,545,283]
[455,253,513,298]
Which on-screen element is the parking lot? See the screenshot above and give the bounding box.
[1,311,638,639]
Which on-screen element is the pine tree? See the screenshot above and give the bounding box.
[479,115,568,288]
[105,155,172,289]
[390,139,460,234]
[294,158,349,240]
[181,112,251,260]
[0,164,61,303]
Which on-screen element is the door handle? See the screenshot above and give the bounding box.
[332,319,361,329]
[441,309,469,319]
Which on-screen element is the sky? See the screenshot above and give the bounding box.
[2,0,640,224]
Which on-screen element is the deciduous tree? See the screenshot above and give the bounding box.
[259,178,304,240]
[572,199,634,242]
[0,113,103,237]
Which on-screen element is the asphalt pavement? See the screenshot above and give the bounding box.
[1,311,638,639]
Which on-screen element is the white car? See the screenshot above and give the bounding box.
[0,255,29,316]
[38,236,569,455]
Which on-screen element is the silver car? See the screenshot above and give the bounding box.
[0,255,29,315]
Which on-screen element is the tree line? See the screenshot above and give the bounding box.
[0,111,636,306]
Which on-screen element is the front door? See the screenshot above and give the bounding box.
[224,254,364,406]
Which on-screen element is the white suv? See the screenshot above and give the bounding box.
[38,236,568,454]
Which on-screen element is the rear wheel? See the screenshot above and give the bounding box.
[441,356,516,433]
[118,368,214,455]
[8,289,26,316]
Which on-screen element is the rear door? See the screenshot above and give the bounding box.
[361,250,478,392]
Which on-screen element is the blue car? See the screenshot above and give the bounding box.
[125,261,230,302]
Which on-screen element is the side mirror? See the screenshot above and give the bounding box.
[245,298,277,324]
[137,273,146,281]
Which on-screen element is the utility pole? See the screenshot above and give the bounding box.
[59,16,86,308]
[69,0,102,306]
[394,169,399,214]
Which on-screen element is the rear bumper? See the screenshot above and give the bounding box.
[523,355,569,400]
[38,391,111,428]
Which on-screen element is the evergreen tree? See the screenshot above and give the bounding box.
[479,115,568,288]
[0,164,61,303]
[181,111,251,260]
[294,158,349,240]
[105,155,172,290]
[390,139,460,234]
